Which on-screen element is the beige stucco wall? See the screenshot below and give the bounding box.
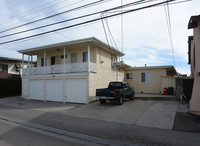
[88,47,124,102]
[190,21,200,115]
[36,46,96,66]
[161,76,176,94]
[125,68,167,94]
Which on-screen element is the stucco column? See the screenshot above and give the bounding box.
[22,54,24,76]
[28,54,30,75]
[64,47,66,73]
[44,50,46,74]
[88,45,90,72]
[31,55,33,67]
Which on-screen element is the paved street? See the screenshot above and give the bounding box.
[0,96,200,146]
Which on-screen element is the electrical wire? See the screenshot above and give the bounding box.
[163,0,175,66]
[0,0,86,31]
[0,0,69,25]
[0,0,175,45]
[121,0,124,61]
[0,0,149,38]
[0,0,109,34]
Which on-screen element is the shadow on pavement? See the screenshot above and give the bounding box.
[173,112,200,133]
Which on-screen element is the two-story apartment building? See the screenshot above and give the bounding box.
[188,15,200,115]
[18,37,125,104]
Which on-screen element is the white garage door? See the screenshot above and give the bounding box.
[30,80,44,100]
[46,79,63,102]
[66,79,87,104]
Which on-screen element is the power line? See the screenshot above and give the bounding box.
[0,0,149,38]
[0,0,69,25]
[0,0,175,45]
[163,0,175,66]
[0,0,109,34]
[0,0,85,31]
[121,0,124,61]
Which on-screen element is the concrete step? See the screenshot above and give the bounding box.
[135,93,176,101]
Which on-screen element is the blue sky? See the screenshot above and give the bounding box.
[0,0,199,75]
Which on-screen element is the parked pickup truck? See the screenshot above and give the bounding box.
[96,82,135,105]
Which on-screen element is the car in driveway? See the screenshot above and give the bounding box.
[96,82,135,105]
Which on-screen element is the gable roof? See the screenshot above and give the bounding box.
[18,37,124,56]
[188,15,200,29]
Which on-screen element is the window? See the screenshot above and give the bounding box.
[51,56,55,65]
[61,54,67,59]
[141,72,150,83]
[82,52,88,62]
[71,53,77,63]
[126,73,133,80]
[41,58,44,66]
[111,56,115,69]
[0,64,8,73]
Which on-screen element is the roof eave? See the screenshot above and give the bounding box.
[18,37,124,56]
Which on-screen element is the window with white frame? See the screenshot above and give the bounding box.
[141,72,150,83]
[126,73,133,80]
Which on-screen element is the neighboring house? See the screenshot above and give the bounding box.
[188,15,200,115]
[125,65,177,94]
[0,57,28,79]
[18,37,125,104]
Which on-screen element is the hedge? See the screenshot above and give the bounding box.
[0,78,21,98]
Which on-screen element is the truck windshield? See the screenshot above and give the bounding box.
[108,82,123,89]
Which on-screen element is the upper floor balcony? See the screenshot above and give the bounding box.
[22,62,96,76]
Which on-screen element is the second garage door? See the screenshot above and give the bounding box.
[66,78,87,104]
[46,79,63,102]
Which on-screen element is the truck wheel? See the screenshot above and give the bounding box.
[130,92,135,101]
[117,96,123,105]
[99,99,106,104]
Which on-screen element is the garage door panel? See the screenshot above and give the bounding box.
[30,80,43,100]
[46,79,63,102]
[66,79,87,103]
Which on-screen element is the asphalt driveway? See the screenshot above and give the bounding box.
[0,96,185,130]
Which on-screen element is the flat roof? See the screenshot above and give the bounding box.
[18,37,124,56]
[125,65,177,75]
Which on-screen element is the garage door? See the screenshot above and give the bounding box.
[30,80,44,100]
[46,79,63,102]
[66,79,87,103]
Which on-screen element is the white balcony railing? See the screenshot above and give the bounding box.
[22,62,96,76]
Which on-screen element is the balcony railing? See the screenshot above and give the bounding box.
[22,62,96,76]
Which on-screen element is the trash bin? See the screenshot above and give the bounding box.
[163,88,167,95]
[167,87,173,95]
